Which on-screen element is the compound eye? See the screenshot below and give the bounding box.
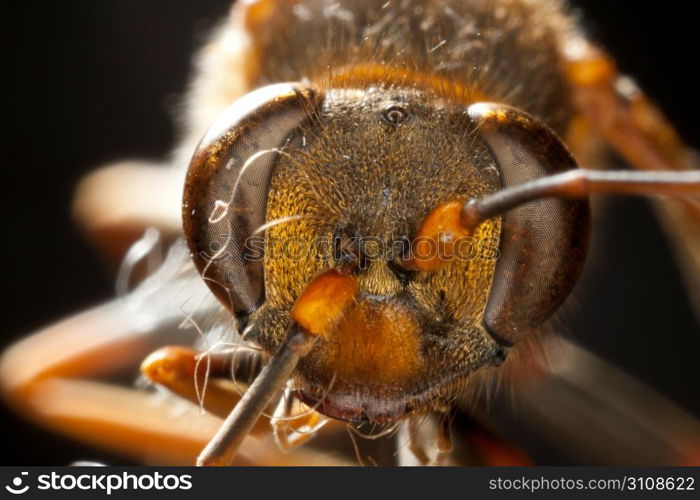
[183,83,322,319]
[468,103,590,346]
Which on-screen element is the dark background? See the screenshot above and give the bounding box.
[2,1,699,465]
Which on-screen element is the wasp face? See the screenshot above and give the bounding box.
[184,82,588,424]
[251,88,505,422]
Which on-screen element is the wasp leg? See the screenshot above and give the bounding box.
[396,416,431,466]
[565,41,697,174]
[0,301,346,465]
[142,345,346,455]
[140,346,259,422]
[434,414,453,466]
[396,413,457,466]
[409,416,433,465]
[13,376,224,465]
[0,302,220,464]
[73,161,184,268]
[565,39,700,315]
[1,302,160,405]
[270,384,338,451]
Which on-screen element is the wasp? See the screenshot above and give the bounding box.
[2,0,699,466]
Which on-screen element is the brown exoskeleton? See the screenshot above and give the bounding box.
[2,0,699,466]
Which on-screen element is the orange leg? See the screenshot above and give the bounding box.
[565,39,700,314]
[565,40,697,174]
[72,161,184,268]
[0,298,347,465]
[141,345,255,421]
[270,385,341,451]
